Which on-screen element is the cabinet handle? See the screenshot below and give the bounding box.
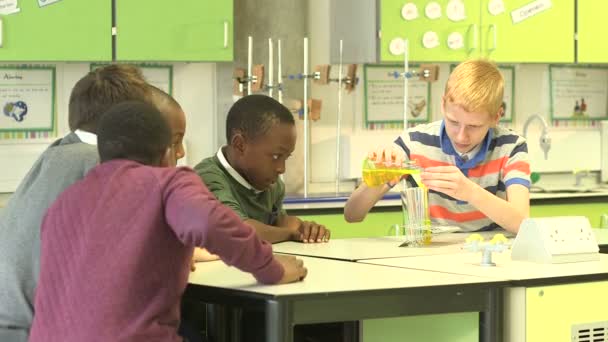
[468,24,477,54]
[489,24,497,51]
[223,20,229,48]
[0,18,3,48]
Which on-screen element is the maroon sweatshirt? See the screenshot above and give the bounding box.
[30,160,283,342]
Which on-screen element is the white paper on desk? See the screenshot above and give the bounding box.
[0,0,20,15]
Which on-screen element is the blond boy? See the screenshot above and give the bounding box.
[344,59,530,233]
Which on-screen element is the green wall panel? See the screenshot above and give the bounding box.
[0,0,110,61]
[577,1,608,63]
[481,0,574,63]
[295,202,608,239]
[116,0,233,61]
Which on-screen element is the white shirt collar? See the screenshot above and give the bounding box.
[216,146,263,194]
[74,129,97,145]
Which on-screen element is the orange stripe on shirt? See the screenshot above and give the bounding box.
[410,154,452,169]
[430,205,487,222]
[468,157,507,178]
[503,160,531,175]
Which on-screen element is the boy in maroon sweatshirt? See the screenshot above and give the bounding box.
[30,101,307,342]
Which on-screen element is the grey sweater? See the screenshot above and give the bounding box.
[0,132,98,342]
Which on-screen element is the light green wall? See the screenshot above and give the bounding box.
[297,202,608,239]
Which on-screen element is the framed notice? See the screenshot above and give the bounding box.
[364,64,431,126]
[0,66,56,133]
[549,65,608,121]
[90,63,173,95]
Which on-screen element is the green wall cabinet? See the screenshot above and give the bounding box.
[380,0,574,63]
[577,1,608,63]
[0,0,111,61]
[115,0,233,62]
[380,0,481,62]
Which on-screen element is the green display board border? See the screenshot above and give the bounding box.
[549,64,608,121]
[90,63,174,96]
[364,63,431,126]
[0,65,56,133]
[449,64,515,123]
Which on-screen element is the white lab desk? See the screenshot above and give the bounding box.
[186,256,509,342]
[360,251,608,285]
[272,231,506,261]
[361,252,608,342]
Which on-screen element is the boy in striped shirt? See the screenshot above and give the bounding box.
[345,59,530,233]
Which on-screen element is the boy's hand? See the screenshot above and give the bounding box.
[292,221,330,243]
[368,145,405,166]
[420,166,475,201]
[190,259,196,272]
[275,254,308,284]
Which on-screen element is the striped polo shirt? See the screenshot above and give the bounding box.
[395,120,530,232]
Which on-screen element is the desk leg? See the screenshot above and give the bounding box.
[480,287,503,342]
[266,300,293,342]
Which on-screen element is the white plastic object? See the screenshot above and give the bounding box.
[424,2,442,20]
[446,0,466,22]
[511,216,600,263]
[422,31,439,49]
[389,37,406,55]
[447,32,464,49]
[401,3,418,21]
[488,0,505,16]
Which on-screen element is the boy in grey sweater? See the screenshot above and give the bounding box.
[0,64,151,342]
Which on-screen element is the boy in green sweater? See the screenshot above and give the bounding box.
[194,95,330,244]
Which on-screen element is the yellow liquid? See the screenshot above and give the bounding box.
[362,168,422,187]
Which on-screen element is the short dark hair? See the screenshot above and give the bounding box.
[97,101,171,165]
[69,64,150,132]
[147,85,182,117]
[226,94,294,143]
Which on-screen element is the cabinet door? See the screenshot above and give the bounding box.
[380,0,481,62]
[116,0,233,61]
[481,0,574,63]
[526,282,608,342]
[577,1,608,63]
[0,0,111,61]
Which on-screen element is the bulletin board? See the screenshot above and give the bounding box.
[0,65,56,134]
[364,63,431,127]
[549,65,608,121]
[90,63,173,95]
[449,64,515,123]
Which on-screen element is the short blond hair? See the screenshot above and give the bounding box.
[444,59,504,116]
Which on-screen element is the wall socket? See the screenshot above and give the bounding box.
[511,216,600,263]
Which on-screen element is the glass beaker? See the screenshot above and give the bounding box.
[361,158,422,187]
[400,185,432,246]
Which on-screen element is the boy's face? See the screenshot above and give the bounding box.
[164,108,186,167]
[441,99,500,154]
[237,122,296,190]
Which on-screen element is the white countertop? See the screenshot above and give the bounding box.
[188,255,505,296]
[271,232,506,261]
[361,252,608,283]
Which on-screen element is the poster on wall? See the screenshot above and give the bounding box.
[550,65,608,121]
[364,64,430,128]
[0,66,55,133]
[90,64,173,95]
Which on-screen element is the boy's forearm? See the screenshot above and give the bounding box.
[467,184,528,233]
[276,215,301,230]
[344,183,390,222]
[244,218,294,243]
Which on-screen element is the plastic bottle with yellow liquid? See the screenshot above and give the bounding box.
[361,158,423,187]
[361,158,432,245]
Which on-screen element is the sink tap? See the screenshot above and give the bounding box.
[523,114,551,160]
[574,169,596,187]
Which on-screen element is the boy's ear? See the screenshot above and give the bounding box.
[231,132,247,155]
